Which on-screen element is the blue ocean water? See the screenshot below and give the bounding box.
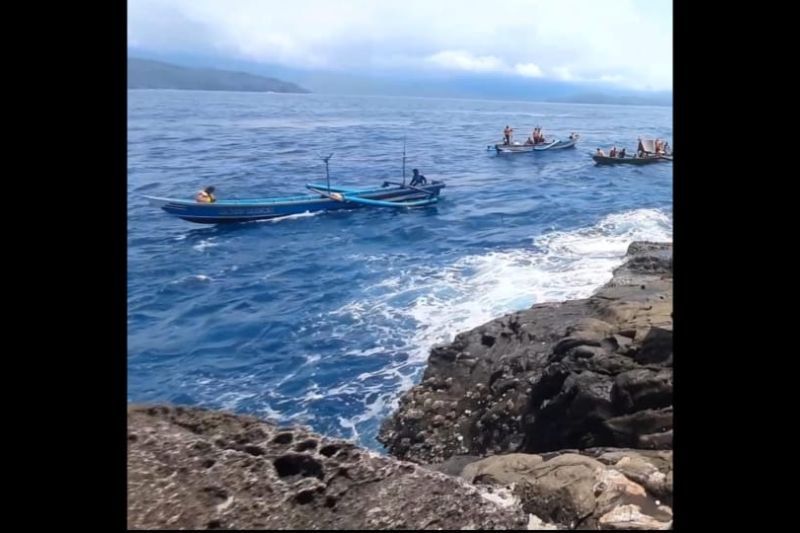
[128,90,672,449]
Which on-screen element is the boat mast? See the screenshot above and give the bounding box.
[322,153,334,193]
[402,136,406,186]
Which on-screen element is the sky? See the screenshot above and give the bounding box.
[128,0,672,92]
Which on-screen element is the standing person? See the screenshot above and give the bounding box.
[503,125,513,145]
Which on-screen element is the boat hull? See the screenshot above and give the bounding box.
[495,143,540,153]
[495,138,578,152]
[533,138,578,151]
[145,182,445,224]
[592,155,671,165]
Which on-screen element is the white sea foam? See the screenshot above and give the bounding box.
[193,238,220,252]
[328,208,672,439]
[169,274,212,285]
[303,354,322,365]
[192,208,672,445]
[217,391,257,411]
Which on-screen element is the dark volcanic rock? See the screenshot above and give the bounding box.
[612,369,673,413]
[378,242,672,463]
[127,405,529,530]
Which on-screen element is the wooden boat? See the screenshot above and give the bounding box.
[592,154,671,165]
[592,137,673,165]
[492,134,579,153]
[144,152,444,224]
[145,182,444,224]
[533,136,580,151]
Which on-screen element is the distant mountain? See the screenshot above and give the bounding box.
[127,58,310,93]
[549,91,672,107]
[128,50,670,105]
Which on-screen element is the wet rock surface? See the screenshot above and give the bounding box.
[378,242,673,463]
[376,241,673,529]
[454,448,672,529]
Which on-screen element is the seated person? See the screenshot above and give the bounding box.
[618,148,627,158]
[195,186,216,203]
[409,169,428,186]
[596,148,606,157]
[609,146,618,158]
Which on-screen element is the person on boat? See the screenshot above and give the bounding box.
[503,126,513,145]
[195,186,216,203]
[609,146,617,158]
[655,139,664,154]
[618,148,627,158]
[664,142,671,155]
[569,132,576,140]
[637,138,646,157]
[596,148,606,157]
[410,169,428,186]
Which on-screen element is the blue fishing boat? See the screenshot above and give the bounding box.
[145,182,444,224]
[144,152,444,224]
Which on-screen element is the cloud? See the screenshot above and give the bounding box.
[128,0,672,91]
[514,63,544,78]
[552,66,576,82]
[599,74,625,83]
[426,51,506,73]
[425,52,545,81]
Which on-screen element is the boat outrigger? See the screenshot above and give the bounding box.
[144,151,444,224]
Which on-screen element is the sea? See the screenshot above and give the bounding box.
[128,90,673,449]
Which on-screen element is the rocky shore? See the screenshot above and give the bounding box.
[128,405,529,529]
[128,241,673,529]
